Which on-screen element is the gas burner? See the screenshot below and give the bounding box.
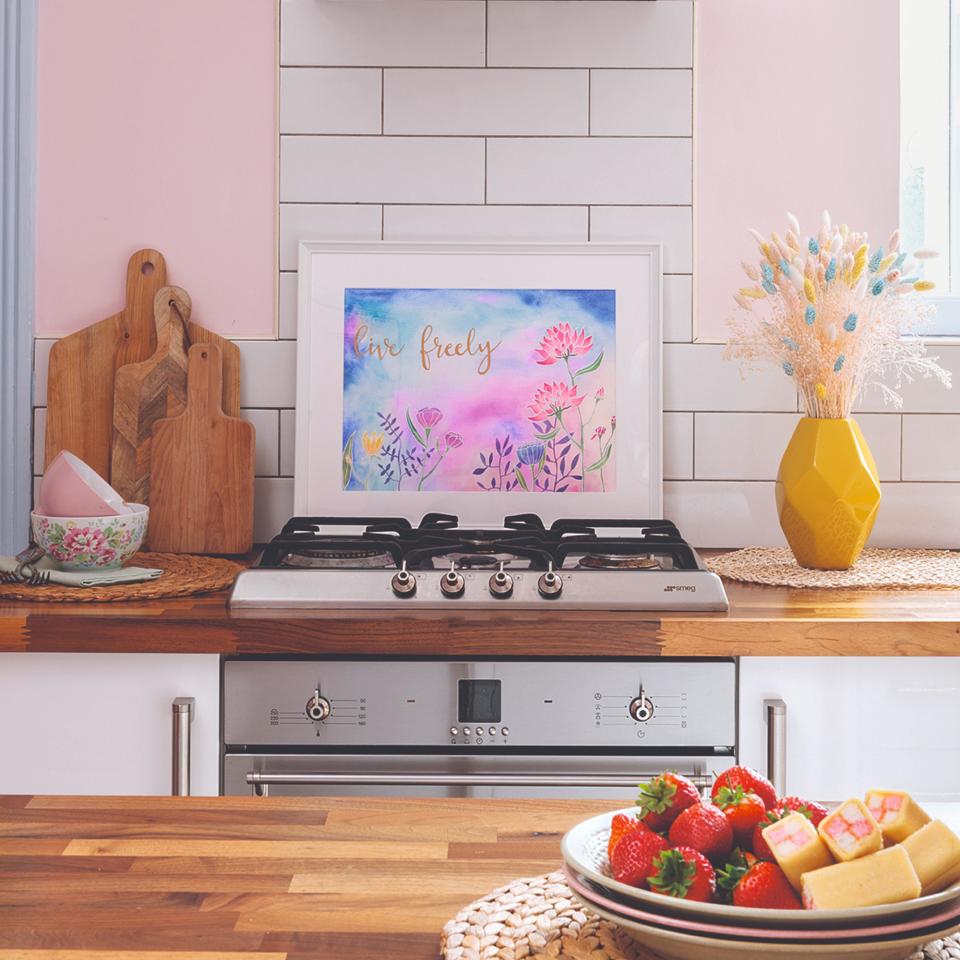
[576,553,667,571]
[280,547,396,569]
[435,551,529,571]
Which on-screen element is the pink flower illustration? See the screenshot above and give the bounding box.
[100,548,117,566]
[443,432,463,449]
[591,425,607,440]
[62,526,106,556]
[527,381,586,421]
[416,407,443,430]
[595,387,605,400]
[533,322,594,365]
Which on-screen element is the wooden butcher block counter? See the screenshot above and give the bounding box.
[0,794,615,960]
[1,576,960,656]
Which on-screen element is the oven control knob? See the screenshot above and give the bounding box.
[391,565,417,598]
[488,564,514,598]
[537,568,563,599]
[629,696,655,723]
[306,690,331,722]
[440,563,465,598]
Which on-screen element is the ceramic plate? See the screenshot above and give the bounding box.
[561,807,960,928]
[577,895,960,960]
[565,866,960,942]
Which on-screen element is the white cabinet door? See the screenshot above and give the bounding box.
[0,653,219,796]
[739,658,960,803]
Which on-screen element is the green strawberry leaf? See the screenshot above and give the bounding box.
[648,849,696,898]
[635,776,677,816]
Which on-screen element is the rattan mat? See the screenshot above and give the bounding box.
[707,547,960,590]
[0,552,244,602]
[440,872,960,959]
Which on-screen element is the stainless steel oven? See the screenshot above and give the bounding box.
[222,658,738,800]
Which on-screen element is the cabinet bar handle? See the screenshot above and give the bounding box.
[171,697,195,796]
[764,698,787,796]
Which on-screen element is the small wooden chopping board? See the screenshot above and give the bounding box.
[148,343,254,554]
[111,286,191,504]
[45,249,167,475]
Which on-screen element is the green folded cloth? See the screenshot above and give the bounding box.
[0,555,164,588]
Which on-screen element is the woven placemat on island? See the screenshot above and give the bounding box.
[707,547,960,590]
[0,552,244,603]
[440,871,960,960]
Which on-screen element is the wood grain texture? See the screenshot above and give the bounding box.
[44,250,168,476]
[111,287,191,503]
[148,344,254,554]
[1,554,959,656]
[0,795,616,959]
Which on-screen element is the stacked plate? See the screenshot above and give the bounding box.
[562,808,960,960]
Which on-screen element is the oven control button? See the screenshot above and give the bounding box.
[391,564,417,598]
[306,690,331,722]
[440,563,466,597]
[488,726,497,737]
[537,567,563,598]
[629,696,655,723]
[501,726,510,737]
[488,564,514,598]
[462,727,472,737]
[450,726,459,736]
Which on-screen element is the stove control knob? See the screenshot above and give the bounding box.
[391,563,417,598]
[306,689,331,722]
[537,565,563,599]
[629,696,655,723]
[488,563,514,599]
[440,563,465,598]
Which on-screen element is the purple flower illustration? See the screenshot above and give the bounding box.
[517,440,545,466]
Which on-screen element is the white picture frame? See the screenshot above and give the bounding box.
[295,241,662,526]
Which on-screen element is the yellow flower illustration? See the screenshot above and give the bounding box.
[361,431,384,455]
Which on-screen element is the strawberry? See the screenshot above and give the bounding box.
[714,785,767,840]
[751,813,781,860]
[718,859,802,910]
[610,826,671,888]
[635,772,701,832]
[778,796,828,827]
[648,845,716,902]
[668,802,733,860]
[607,812,650,859]
[711,766,778,812]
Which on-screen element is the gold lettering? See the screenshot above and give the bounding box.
[354,323,404,361]
[419,324,501,375]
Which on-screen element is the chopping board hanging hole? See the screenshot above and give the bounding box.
[111,286,192,504]
[147,343,255,554]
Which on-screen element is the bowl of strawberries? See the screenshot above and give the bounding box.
[560,766,960,960]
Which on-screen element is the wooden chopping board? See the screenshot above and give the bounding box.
[111,286,191,504]
[148,342,254,554]
[45,249,168,476]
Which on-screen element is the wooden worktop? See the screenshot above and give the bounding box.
[0,794,615,959]
[2,576,960,655]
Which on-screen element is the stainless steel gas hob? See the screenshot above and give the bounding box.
[229,513,729,611]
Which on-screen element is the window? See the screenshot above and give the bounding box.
[900,0,959,333]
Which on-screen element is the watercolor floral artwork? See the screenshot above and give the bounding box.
[341,288,616,493]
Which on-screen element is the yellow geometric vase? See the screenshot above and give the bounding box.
[775,417,881,570]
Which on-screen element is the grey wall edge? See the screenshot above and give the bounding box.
[0,0,37,554]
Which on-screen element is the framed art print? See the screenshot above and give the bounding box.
[295,242,662,524]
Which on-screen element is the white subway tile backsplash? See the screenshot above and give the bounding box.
[279,203,381,270]
[279,68,382,135]
[254,477,295,543]
[487,138,692,205]
[590,70,692,136]
[488,0,693,68]
[281,136,485,203]
[33,408,46,474]
[590,205,692,273]
[281,0,485,67]
[663,412,693,480]
[383,204,588,242]
[664,344,797,413]
[869,484,960,548]
[663,275,693,343]
[279,273,298,339]
[384,69,588,136]
[280,409,296,476]
[664,481,783,548]
[238,341,297,408]
[902,415,960,480]
[242,409,280,478]
[33,340,54,406]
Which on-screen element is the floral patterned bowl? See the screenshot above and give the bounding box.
[30,503,148,570]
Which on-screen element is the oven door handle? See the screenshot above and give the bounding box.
[245,770,713,796]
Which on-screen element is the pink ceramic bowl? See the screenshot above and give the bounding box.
[31,504,148,570]
[38,451,130,518]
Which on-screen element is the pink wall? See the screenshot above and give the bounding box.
[695,0,900,342]
[36,0,276,338]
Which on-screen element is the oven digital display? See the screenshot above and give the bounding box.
[458,679,502,723]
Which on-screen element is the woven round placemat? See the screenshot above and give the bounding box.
[0,552,244,603]
[707,547,960,590]
[440,871,960,960]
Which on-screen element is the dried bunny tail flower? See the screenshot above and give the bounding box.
[913,249,939,259]
[787,263,805,291]
[734,293,753,310]
[741,260,759,281]
[787,211,801,235]
[748,227,766,246]
[821,210,832,233]
[887,229,901,252]
[914,280,936,292]
[886,269,901,284]
[739,286,767,299]
[785,229,801,251]
[840,223,849,240]
[830,232,843,255]
[878,253,896,273]
[803,277,817,303]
